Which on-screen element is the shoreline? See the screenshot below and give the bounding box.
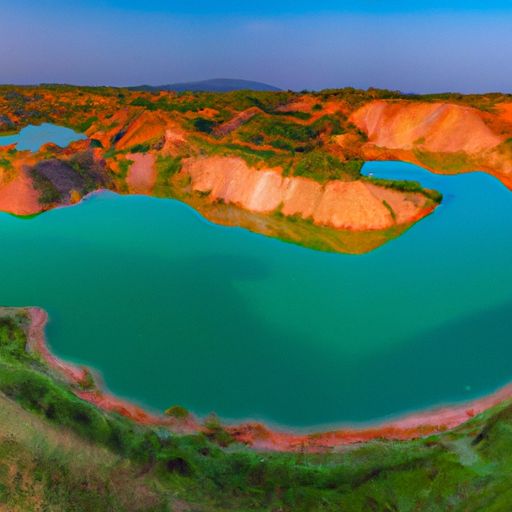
[25,307,512,452]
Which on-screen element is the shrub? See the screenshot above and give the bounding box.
[192,117,216,134]
[294,152,363,183]
[0,316,29,361]
[165,405,190,419]
[130,142,151,153]
[76,116,98,132]
[365,177,443,203]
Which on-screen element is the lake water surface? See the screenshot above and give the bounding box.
[0,123,85,151]
[1,127,511,428]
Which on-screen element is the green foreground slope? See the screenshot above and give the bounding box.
[1,307,512,511]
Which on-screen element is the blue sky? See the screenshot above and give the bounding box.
[1,1,512,92]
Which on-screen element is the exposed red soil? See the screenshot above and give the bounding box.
[0,173,41,216]
[495,102,512,125]
[114,111,170,151]
[213,107,261,137]
[126,153,156,194]
[86,108,135,149]
[0,149,42,215]
[276,95,350,122]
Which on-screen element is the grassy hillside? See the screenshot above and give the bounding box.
[1,307,512,511]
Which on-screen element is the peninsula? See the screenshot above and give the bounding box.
[9,86,509,251]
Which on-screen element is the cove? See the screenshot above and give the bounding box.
[0,123,85,151]
[0,161,512,429]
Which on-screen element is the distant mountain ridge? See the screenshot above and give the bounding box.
[129,78,281,93]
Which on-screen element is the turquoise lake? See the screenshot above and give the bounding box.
[0,123,85,151]
[1,124,512,428]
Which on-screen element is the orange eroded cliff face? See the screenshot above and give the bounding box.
[0,148,41,215]
[351,100,504,154]
[183,156,433,231]
[0,172,41,216]
[113,110,179,151]
[349,99,512,187]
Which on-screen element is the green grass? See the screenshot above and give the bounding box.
[413,149,474,175]
[192,136,289,168]
[117,158,133,179]
[76,116,98,132]
[1,307,512,510]
[365,176,443,203]
[250,115,316,142]
[236,113,345,154]
[294,151,363,183]
[153,155,182,197]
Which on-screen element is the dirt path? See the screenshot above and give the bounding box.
[126,153,156,194]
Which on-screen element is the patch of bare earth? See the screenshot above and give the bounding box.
[126,153,156,194]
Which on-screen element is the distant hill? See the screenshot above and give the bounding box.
[129,78,281,93]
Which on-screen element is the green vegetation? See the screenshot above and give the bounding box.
[365,176,443,203]
[247,115,316,142]
[313,86,512,112]
[117,158,133,180]
[164,405,190,419]
[2,84,511,509]
[414,149,473,175]
[129,142,151,153]
[275,110,312,120]
[154,155,182,196]
[382,199,396,221]
[29,168,61,204]
[0,315,30,362]
[76,116,98,132]
[294,151,363,183]
[191,135,287,169]
[237,113,345,155]
[1,306,512,510]
[314,87,405,110]
[192,117,216,134]
[0,156,14,181]
[0,84,487,197]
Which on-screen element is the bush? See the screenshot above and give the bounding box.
[192,117,216,134]
[294,152,363,183]
[130,143,151,153]
[365,177,443,203]
[0,316,29,361]
[164,405,190,419]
